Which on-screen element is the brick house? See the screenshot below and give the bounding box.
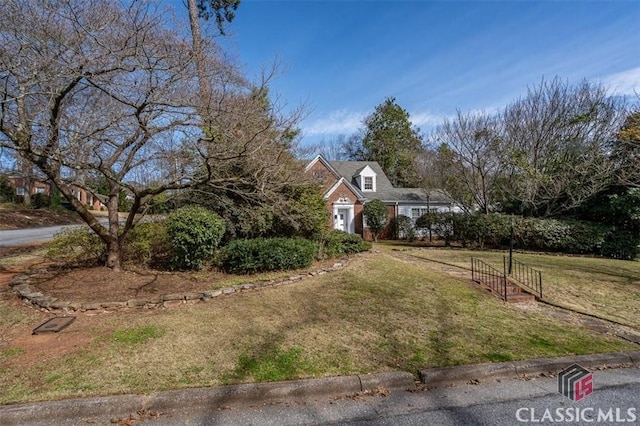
[5,173,50,198]
[304,155,459,240]
[4,173,105,210]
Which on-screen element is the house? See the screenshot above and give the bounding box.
[304,155,459,240]
[5,173,51,198]
[3,173,105,210]
[69,185,106,211]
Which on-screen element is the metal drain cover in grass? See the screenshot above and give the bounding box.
[32,317,76,335]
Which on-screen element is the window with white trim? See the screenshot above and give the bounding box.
[364,176,373,190]
[16,187,24,196]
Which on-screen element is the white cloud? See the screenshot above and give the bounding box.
[304,109,453,138]
[410,111,447,129]
[602,66,640,97]
[304,110,365,136]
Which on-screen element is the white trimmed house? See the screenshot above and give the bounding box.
[304,155,459,240]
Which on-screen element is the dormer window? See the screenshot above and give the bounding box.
[364,176,373,190]
[355,164,377,192]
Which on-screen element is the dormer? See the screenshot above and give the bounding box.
[354,165,376,192]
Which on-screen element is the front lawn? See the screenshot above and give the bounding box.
[394,246,640,329]
[0,250,636,404]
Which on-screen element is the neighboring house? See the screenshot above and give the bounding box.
[5,173,51,198]
[69,185,106,211]
[4,173,105,210]
[304,155,460,240]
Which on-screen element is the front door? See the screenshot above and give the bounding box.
[335,208,348,232]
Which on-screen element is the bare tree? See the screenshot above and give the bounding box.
[425,111,504,213]
[501,78,626,216]
[0,0,301,270]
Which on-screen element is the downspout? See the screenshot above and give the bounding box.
[395,201,399,239]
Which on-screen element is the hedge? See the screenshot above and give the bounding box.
[219,237,317,274]
[320,230,371,259]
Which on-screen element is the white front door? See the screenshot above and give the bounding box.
[333,203,355,233]
[335,209,348,232]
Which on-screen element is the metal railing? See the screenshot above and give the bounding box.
[504,256,543,299]
[471,257,507,301]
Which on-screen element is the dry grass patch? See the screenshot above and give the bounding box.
[0,251,635,404]
[398,246,640,329]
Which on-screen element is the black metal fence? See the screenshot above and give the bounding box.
[504,256,542,299]
[471,257,507,301]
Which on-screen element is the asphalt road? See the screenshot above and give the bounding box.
[0,219,109,247]
[158,368,640,425]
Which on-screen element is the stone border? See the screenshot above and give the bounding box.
[9,259,350,314]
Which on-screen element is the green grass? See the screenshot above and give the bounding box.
[223,347,314,383]
[111,326,164,345]
[0,251,636,404]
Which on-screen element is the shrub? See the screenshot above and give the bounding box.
[363,199,388,242]
[391,215,413,239]
[422,212,612,256]
[31,193,51,209]
[516,217,609,254]
[340,232,372,254]
[0,176,14,203]
[219,237,317,274]
[320,230,371,259]
[122,221,171,267]
[600,231,640,260]
[428,212,455,245]
[46,227,105,265]
[166,206,226,270]
[415,212,438,241]
[275,185,330,241]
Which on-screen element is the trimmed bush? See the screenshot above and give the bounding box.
[320,230,371,259]
[166,206,226,270]
[219,237,317,274]
[363,199,388,242]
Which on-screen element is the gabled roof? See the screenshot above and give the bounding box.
[324,177,366,202]
[328,161,394,193]
[305,155,454,206]
[303,155,341,180]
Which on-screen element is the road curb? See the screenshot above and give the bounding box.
[0,394,146,426]
[1,352,638,425]
[419,350,640,388]
[0,371,414,426]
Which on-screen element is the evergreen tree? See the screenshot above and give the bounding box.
[346,98,424,187]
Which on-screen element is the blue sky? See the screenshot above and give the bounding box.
[172,0,640,148]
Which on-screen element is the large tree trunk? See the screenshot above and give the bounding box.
[105,193,121,271]
[187,0,212,115]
